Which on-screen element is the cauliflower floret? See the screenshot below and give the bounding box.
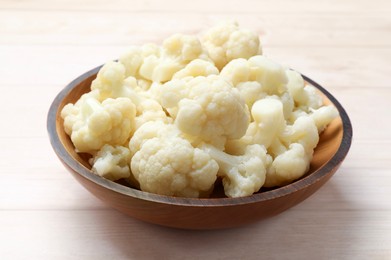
[90,62,171,130]
[118,46,143,77]
[91,61,150,105]
[160,75,250,149]
[248,98,319,158]
[285,70,339,128]
[134,98,172,130]
[201,22,261,70]
[310,105,339,132]
[200,143,271,198]
[220,56,290,111]
[129,121,180,156]
[285,69,322,110]
[90,144,132,181]
[226,98,286,154]
[226,98,322,187]
[247,55,288,95]
[61,94,136,154]
[264,143,309,187]
[282,116,320,155]
[130,122,218,198]
[220,58,265,110]
[255,103,319,187]
[138,34,209,83]
[250,98,287,149]
[173,59,219,79]
[119,43,161,78]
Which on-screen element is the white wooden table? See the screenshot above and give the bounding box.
[1,0,390,259]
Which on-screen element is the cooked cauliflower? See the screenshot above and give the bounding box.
[220,56,290,112]
[286,69,322,110]
[160,75,250,149]
[118,46,143,77]
[201,21,262,70]
[134,98,172,130]
[137,34,209,83]
[226,98,286,154]
[227,98,327,187]
[61,22,340,198]
[61,93,136,153]
[173,59,219,79]
[265,143,310,187]
[310,105,339,132]
[90,61,172,131]
[201,143,271,198]
[130,122,218,198]
[91,61,144,102]
[90,144,132,181]
[129,121,180,156]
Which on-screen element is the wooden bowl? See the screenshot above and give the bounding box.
[47,65,352,230]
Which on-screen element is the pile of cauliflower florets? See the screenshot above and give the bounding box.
[61,22,338,198]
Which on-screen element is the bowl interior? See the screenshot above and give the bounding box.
[53,70,345,198]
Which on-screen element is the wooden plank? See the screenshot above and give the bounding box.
[0,11,391,47]
[1,0,391,14]
[0,210,390,258]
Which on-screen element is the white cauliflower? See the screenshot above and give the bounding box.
[119,43,160,78]
[61,93,136,154]
[138,34,209,83]
[90,61,171,131]
[134,98,172,130]
[220,56,290,112]
[265,143,310,187]
[285,69,322,110]
[61,22,340,198]
[90,144,132,181]
[226,98,286,154]
[310,105,339,132]
[129,121,181,156]
[118,46,143,77]
[130,122,219,198]
[173,59,219,79]
[226,98,325,187]
[200,143,271,198]
[201,21,262,70]
[160,75,250,149]
[91,61,135,100]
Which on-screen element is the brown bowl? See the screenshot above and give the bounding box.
[47,65,352,230]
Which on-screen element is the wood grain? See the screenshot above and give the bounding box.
[1,0,390,257]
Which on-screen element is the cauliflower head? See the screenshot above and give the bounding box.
[61,93,136,153]
[160,75,250,148]
[130,122,218,198]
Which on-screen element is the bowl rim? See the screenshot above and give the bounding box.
[47,65,353,207]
